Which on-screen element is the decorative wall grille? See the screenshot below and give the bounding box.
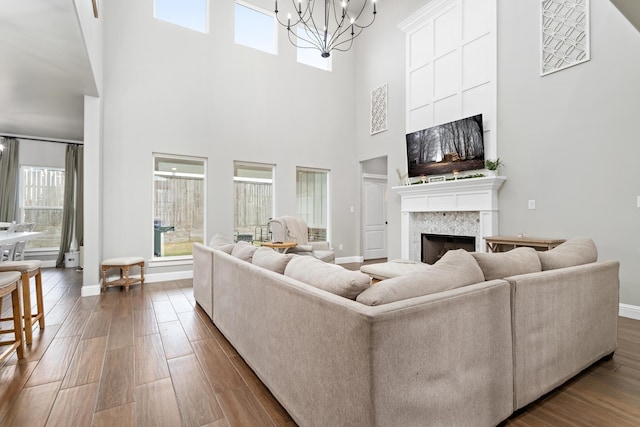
[370,83,388,135]
[541,0,590,75]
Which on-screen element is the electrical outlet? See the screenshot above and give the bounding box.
[339,244,343,251]
[528,200,536,210]
[637,196,640,208]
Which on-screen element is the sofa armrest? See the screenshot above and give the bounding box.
[192,242,215,319]
[508,260,620,410]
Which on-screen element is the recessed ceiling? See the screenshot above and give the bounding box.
[0,0,97,142]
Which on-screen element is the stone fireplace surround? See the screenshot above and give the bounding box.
[392,176,506,261]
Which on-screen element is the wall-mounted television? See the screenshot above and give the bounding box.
[406,114,484,177]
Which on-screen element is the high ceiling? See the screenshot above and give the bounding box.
[0,0,97,142]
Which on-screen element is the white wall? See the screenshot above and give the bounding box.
[354,0,640,307]
[101,0,359,274]
[497,0,640,306]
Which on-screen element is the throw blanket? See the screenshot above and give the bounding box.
[280,216,308,245]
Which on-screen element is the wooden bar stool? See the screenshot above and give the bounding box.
[0,261,45,345]
[101,257,145,292]
[0,271,25,363]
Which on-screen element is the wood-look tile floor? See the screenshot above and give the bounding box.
[0,266,639,426]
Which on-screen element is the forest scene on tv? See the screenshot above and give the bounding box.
[406,114,485,177]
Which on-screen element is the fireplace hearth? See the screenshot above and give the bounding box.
[422,234,476,264]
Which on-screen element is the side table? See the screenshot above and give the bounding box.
[261,241,297,253]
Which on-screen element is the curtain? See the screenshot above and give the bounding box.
[56,145,81,268]
[0,137,19,222]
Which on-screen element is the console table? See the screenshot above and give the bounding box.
[484,236,565,253]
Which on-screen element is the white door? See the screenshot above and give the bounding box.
[362,176,387,260]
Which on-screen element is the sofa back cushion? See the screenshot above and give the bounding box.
[252,247,294,274]
[471,247,542,281]
[537,237,597,271]
[231,241,258,263]
[284,255,371,300]
[209,233,234,248]
[356,249,485,306]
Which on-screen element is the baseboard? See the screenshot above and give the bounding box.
[619,303,640,320]
[144,270,193,283]
[335,256,364,264]
[81,284,101,297]
[41,260,57,268]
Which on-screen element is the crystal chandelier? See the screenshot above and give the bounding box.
[275,0,378,58]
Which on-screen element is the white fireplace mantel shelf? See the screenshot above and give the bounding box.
[392,176,507,259]
[392,176,506,213]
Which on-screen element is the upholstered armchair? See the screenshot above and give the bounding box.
[269,216,335,263]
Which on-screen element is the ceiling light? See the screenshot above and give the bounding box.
[275,0,378,58]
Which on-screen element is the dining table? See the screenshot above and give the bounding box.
[0,231,43,246]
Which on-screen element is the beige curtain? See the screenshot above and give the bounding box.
[56,145,82,268]
[0,137,19,222]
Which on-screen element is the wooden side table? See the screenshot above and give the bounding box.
[261,241,297,253]
[484,236,565,253]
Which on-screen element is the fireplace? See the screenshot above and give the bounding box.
[422,234,476,264]
[392,176,506,261]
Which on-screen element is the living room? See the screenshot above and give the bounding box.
[1,0,640,425]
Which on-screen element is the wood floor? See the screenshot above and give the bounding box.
[0,267,639,426]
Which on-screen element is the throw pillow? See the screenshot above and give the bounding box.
[284,255,371,300]
[231,241,258,263]
[471,247,542,281]
[356,249,485,306]
[252,247,294,274]
[537,237,598,271]
[209,233,234,248]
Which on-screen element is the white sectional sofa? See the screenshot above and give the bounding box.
[192,236,619,426]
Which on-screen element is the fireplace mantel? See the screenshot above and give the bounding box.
[392,176,506,212]
[392,176,507,259]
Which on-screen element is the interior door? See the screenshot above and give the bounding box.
[362,176,387,260]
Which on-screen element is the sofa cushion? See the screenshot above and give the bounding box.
[537,237,598,271]
[356,249,485,306]
[360,259,431,280]
[209,233,234,248]
[472,247,542,281]
[284,255,371,300]
[252,247,294,274]
[216,243,235,254]
[231,241,258,263]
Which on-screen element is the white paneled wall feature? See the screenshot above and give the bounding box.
[399,0,497,158]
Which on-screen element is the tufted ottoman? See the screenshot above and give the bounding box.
[101,257,145,292]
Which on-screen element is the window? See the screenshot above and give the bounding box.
[234,162,274,242]
[235,1,277,54]
[296,168,329,241]
[296,27,332,71]
[153,154,206,258]
[154,0,209,33]
[19,166,65,250]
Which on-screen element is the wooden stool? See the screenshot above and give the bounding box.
[101,257,145,292]
[0,261,45,345]
[0,271,25,362]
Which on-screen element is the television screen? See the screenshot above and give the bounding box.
[406,114,484,177]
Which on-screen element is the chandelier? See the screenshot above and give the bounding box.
[275,0,378,58]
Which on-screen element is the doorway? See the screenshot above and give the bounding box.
[361,157,387,260]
